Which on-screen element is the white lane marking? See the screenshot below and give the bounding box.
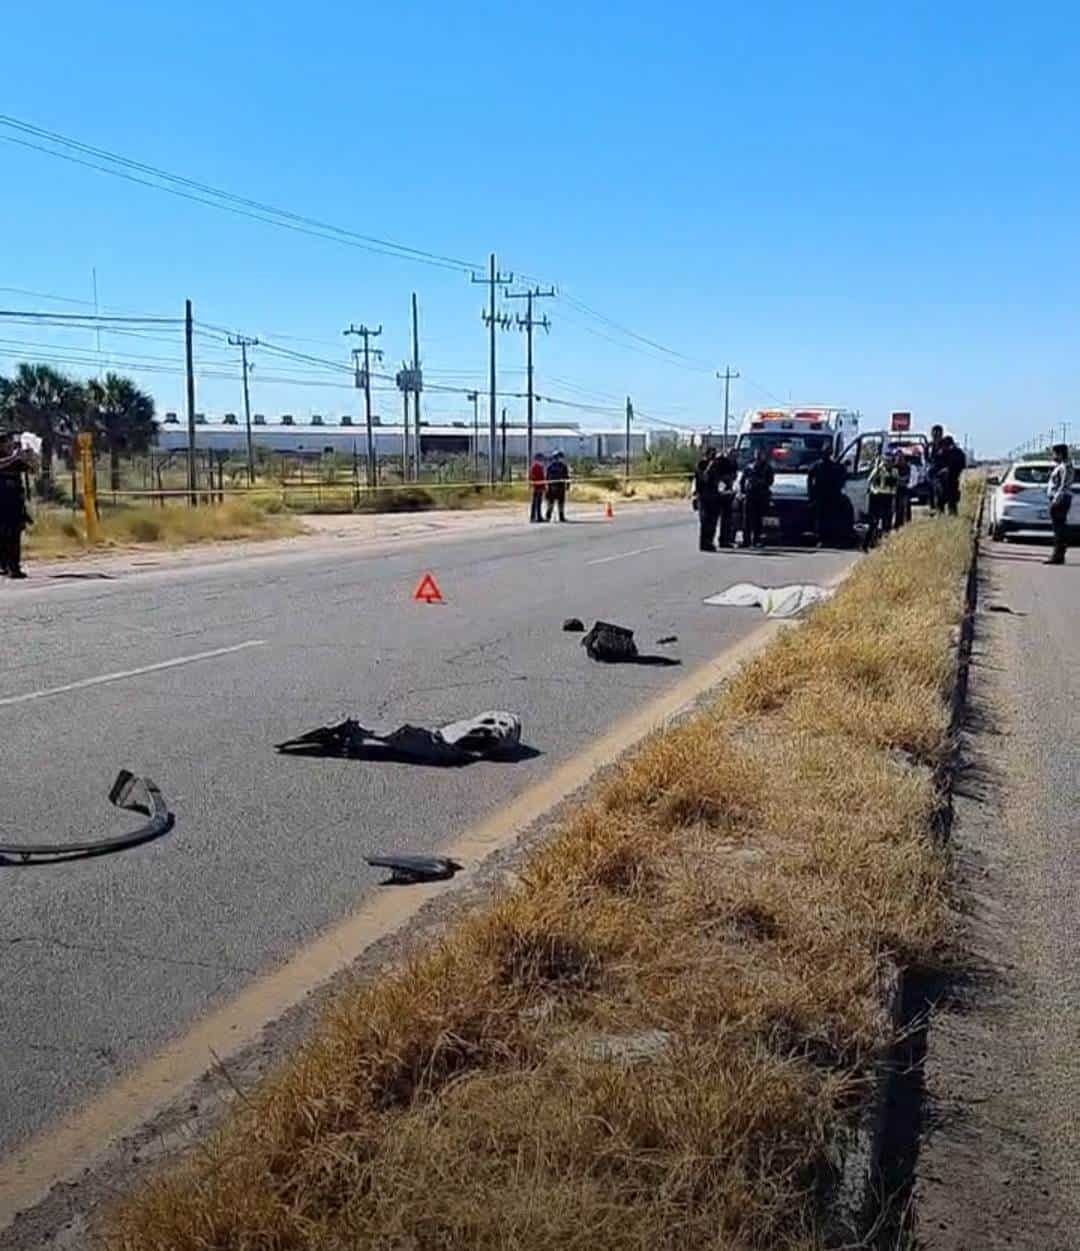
[0,640,268,708]
[586,544,665,566]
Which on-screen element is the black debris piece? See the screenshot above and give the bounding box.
[656,635,679,646]
[582,620,638,662]
[563,617,586,632]
[365,854,464,885]
[276,711,523,765]
[0,771,174,866]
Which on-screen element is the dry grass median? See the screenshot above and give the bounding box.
[105,504,976,1251]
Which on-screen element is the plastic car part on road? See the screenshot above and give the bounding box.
[0,771,173,865]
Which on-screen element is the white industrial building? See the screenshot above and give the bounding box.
[155,413,649,460]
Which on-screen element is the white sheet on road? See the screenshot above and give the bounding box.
[703,582,834,618]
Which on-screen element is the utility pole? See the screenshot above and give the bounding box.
[184,299,197,506]
[625,396,633,485]
[505,284,555,467]
[467,391,480,479]
[471,253,513,488]
[717,367,740,449]
[411,294,422,482]
[344,323,382,488]
[402,388,410,481]
[501,406,508,481]
[228,334,259,485]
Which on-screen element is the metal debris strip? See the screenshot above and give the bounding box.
[656,635,679,646]
[0,770,173,865]
[364,854,464,884]
[276,710,523,765]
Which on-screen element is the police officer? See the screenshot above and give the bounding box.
[0,432,33,579]
[739,446,774,549]
[544,449,570,522]
[714,446,738,548]
[807,445,846,546]
[865,449,899,549]
[693,448,722,551]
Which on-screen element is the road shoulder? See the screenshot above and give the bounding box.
[913,541,1080,1250]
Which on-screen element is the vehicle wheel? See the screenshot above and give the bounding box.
[836,498,857,547]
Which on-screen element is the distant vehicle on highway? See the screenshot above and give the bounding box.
[733,406,860,541]
[987,459,1080,541]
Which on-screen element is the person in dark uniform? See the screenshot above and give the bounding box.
[693,448,721,551]
[927,424,948,513]
[943,436,967,515]
[544,449,570,522]
[714,447,738,547]
[0,432,34,579]
[806,445,847,546]
[739,446,774,548]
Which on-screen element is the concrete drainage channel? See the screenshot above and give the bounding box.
[822,503,983,1247]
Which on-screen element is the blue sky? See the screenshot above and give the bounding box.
[2,1,1078,453]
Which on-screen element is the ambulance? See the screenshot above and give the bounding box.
[733,406,861,540]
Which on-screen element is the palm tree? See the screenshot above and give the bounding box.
[0,364,85,497]
[85,373,156,492]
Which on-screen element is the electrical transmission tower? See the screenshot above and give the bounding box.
[228,334,259,485]
[471,253,513,487]
[343,322,383,487]
[505,284,555,465]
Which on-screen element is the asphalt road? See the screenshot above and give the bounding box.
[916,535,1080,1249]
[0,503,853,1163]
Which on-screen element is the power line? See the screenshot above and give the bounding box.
[0,114,481,274]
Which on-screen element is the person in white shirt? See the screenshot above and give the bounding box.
[1045,442,1074,566]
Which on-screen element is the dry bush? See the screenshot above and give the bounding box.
[25,499,301,558]
[105,508,976,1251]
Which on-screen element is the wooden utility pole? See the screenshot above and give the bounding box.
[501,406,508,481]
[471,253,513,488]
[717,367,740,449]
[505,284,555,467]
[625,396,633,485]
[184,299,197,505]
[228,334,259,485]
[344,323,382,487]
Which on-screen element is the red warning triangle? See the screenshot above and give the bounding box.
[412,571,445,604]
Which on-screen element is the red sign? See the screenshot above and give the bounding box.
[412,572,445,604]
[890,412,912,432]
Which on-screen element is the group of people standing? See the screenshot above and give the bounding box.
[692,446,775,551]
[0,431,35,580]
[528,450,570,523]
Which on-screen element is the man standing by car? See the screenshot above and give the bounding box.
[943,436,967,515]
[544,449,570,522]
[714,445,738,547]
[865,449,899,549]
[739,445,774,549]
[528,451,547,523]
[807,444,846,546]
[892,445,912,528]
[928,424,948,513]
[1045,442,1074,565]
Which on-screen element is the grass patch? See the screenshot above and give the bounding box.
[103,495,978,1251]
[24,499,302,558]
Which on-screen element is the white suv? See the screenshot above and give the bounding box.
[988,459,1080,541]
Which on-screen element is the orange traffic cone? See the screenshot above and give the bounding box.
[604,501,614,520]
